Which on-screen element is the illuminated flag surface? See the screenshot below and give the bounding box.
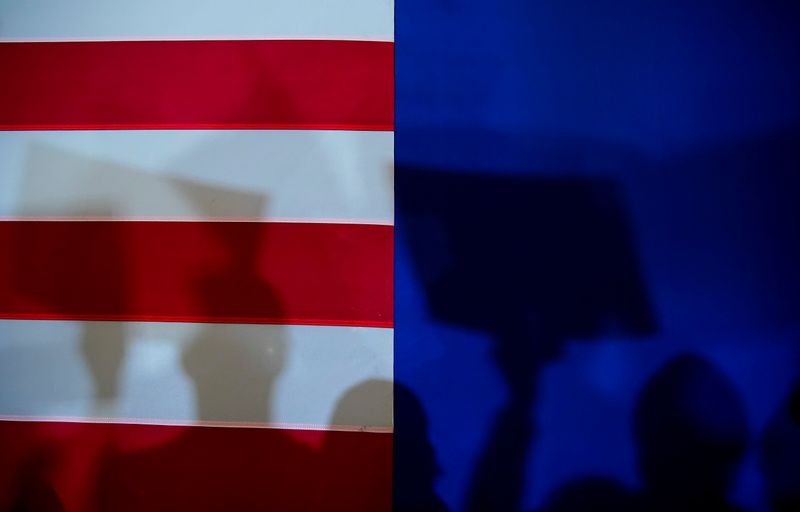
[0,1,394,510]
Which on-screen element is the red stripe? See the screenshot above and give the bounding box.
[0,221,393,327]
[0,419,391,511]
[0,40,393,131]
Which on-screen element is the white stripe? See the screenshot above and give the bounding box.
[0,130,394,224]
[0,0,394,42]
[0,320,392,430]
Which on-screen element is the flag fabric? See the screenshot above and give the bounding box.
[0,2,394,510]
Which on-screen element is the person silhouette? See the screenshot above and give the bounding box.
[760,380,800,512]
[392,383,449,512]
[541,353,749,512]
[635,354,748,512]
[397,166,655,512]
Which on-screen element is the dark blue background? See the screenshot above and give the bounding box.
[394,1,800,511]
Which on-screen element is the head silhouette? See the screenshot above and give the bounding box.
[635,354,747,511]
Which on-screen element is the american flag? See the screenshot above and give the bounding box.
[0,1,394,510]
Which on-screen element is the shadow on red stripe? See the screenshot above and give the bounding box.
[0,221,393,327]
[0,420,391,511]
[0,40,393,131]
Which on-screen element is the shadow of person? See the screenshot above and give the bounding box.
[540,353,749,512]
[2,201,129,418]
[760,380,800,512]
[90,221,312,511]
[182,221,287,424]
[8,141,275,424]
[9,452,66,512]
[6,138,279,425]
[397,162,655,511]
[392,383,449,512]
[308,379,395,512]
[59,210,127,418]
[635,354,748,512]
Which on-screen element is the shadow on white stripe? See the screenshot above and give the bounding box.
[0,320,393,430]
[0,130,393,224]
